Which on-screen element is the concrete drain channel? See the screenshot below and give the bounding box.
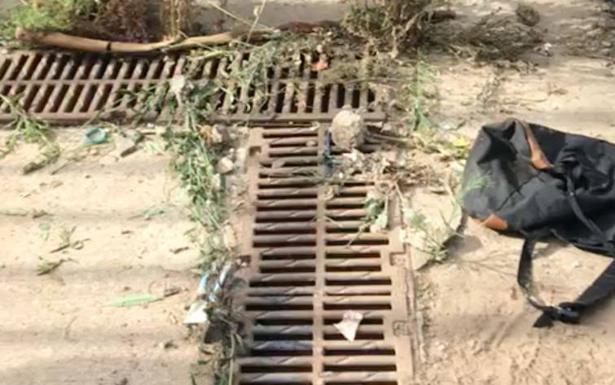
[0,51,415,384]
[237,123,416,385]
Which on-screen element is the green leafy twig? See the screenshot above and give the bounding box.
[1,0,98,40]
[107,293,162,307]
[0,94,61,172]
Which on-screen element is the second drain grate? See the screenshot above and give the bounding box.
[236,123,416,385]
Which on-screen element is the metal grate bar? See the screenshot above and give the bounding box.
[237,124,415,385]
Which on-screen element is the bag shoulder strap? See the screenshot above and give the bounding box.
[518,239,615,327]
[518,170,615,327]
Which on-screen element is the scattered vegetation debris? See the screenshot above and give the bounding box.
[36,257,70,275]
[31,209,49,219]
[342,0,455,56]
[170,246,190,254]
[0,209,29,217]
[328,110,470,268]
[365,188,389,233]
[110,132,143,158]
[1,0,97,38]
[49,131,116,174]
[332,126,468,185]
[185,261,245,385]
[322,51,469,263]
[3,0,605,382]
[402,186,464,269]
[114,46,256,385]
[54,226,75,252]
[319,52,437,135]
[423,7,545,61]
[466,14,543,61]
[22,157,51,174]
[49,225,86,253]
[1,0,194,43]
[108,293,163,307]
[82,0,160,43]
[158,340,178,350]
[516,2,541,27]
[5,0,264,52]
[330,109,367,150]
[152,80,252,274]
[39,223,52,240]
[139,206,167,221]
[0,95,61,174]
[163,286,182,298]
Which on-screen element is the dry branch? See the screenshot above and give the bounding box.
[15,27,265,53]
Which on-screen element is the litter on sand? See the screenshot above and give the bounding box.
[184,300,209,325]
[84,127,108,145]
[184,263,234,325]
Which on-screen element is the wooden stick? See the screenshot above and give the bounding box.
[15,28,261,54]
[168,30,266,51]
[16,28,175,53]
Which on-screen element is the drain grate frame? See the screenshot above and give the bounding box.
[236,123,416,385]
[0,51,385,124]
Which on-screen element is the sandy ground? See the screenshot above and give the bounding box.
[415,1,615,384]
[0,132,200,385]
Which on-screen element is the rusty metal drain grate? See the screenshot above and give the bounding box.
[236,123,415,385]
[0,51,384,124]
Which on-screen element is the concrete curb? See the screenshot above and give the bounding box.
[196,0,347,27]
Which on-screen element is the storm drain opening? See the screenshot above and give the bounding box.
[0,51,384,124]
[236,123,416,385]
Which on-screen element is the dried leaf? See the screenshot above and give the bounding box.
[312,56,329,71]
[372,210,388,232]
[36,259,66,275]
[108,293,162,307]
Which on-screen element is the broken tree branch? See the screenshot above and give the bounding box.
[15,27,269,54]
[16,28,176,53]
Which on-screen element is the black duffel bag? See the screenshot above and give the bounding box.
[463,118,615,327]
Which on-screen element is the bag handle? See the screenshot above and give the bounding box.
[518,168,615,327]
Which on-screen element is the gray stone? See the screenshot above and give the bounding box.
[216,157,234,174]
[330,109,366,151]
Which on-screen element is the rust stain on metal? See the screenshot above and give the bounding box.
[236,123,416,385]
[0,51,385,124]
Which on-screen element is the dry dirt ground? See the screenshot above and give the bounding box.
[415,1,615,385]
[2,1,615,385]
[0,132,200,385]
